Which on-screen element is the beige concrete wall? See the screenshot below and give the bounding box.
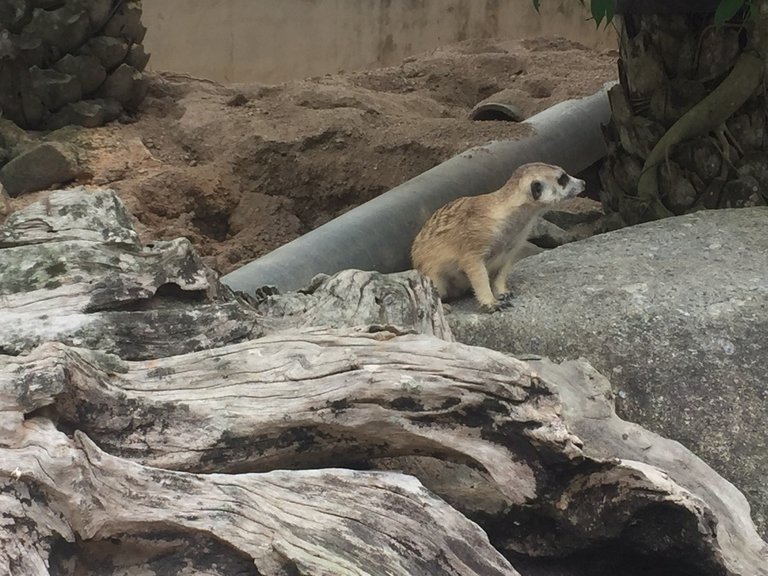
[142,0,615,84]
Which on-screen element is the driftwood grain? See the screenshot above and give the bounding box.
[533,357,768,575]
[0,421,518,576]
[4,332,765,574]
[1,332,581,499]
[1,187,767,576]
[0,188,263,359]
[247,268,454,340]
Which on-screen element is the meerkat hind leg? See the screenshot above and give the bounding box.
[425,272,452,301]
[424,266,466,303]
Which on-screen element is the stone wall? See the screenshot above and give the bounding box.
[142,0,614,83]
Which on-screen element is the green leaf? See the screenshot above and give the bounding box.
[532,0,541,13]
[603,0,615,29]
[590,0,613,28]
[714,0,746,25]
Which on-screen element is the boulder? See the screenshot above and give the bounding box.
[46,98,123,129]
[54,53,108,94]
[0,118,36,161]
[30,66,83,110]
[447,207,768,537]
[0,140,81,196]
[97,62,148,109]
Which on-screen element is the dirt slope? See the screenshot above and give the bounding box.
[7,37,617,274]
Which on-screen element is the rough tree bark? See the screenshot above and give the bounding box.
[1,188,766,575]
[599,1,768,226]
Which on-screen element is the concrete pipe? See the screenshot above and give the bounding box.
[222,82,614,295]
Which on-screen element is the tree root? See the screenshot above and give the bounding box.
[636,50,764,219]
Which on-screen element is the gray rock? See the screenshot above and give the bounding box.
[97,63,147,109]
[30,66,82,110]
[0,141,81,196]
[46,98,122,129]
[447,207,768,537]
[81,36,129,72]
[0,118,36,157]
[25,5,90,54]
[55,53,108,94]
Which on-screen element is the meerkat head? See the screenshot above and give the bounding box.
[510,162,586,204]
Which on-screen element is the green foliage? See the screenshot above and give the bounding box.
[532,0,754,27]
[714,0,749,25]
[589,0,614,28]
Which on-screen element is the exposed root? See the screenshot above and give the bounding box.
[714,125,738,178]
[637,50,764,219]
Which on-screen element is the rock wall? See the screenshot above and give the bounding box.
[0,0,149,130]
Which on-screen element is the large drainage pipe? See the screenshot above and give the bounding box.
[223,83,614,295]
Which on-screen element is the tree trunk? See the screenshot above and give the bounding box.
[599,2,767,227]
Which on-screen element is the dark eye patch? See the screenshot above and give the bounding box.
[557,172,570,187]
[531,180,542,200]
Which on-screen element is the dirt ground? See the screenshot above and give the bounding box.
[9,36,618,275]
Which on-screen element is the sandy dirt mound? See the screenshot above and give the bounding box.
[7,37,617,275]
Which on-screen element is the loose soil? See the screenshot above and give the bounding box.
[6,37,617,275]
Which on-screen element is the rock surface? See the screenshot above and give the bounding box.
[0,1,149,130]
[0,141,82,196]
[448,207,768,537]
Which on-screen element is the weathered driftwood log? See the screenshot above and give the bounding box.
[1,333,581,495]
[1,188,767,576]
[0,188,451,359]
[245,268,454,340]
[0,187,263,359]
[0,421,517,576]
[3,332,765,574]
[532,357,768,576]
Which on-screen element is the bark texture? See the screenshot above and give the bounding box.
[246,268,453,340]
[0,422,518,576]
[599,8,768,226]
[1,188,766,575]
[0,187,262,359]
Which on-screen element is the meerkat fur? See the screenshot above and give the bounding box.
[411,162,586,312]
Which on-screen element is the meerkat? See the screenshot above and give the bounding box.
[411,162,585,312]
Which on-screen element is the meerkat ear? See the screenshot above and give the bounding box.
[531,180,543,200]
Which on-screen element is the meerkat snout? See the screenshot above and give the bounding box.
[411,162,585,313]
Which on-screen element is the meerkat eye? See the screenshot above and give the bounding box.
[557,172,570,187]
[531,180,543,200]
